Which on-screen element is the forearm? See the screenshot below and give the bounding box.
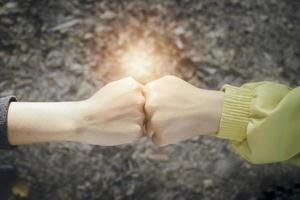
[7,102,80,145]
[197,89,224,134]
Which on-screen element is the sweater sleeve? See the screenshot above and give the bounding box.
[216,82,300,164]
[0,96,17,149]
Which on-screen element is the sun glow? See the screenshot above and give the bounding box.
[93,28,181,84]
[119,40,162,83]
[121,41,159,81]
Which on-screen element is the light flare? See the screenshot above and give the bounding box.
[119,40,162,83]
[93,29,181,83]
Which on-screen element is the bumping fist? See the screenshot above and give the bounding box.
[144,76,224,146]
[73,77,145,146]
[70,76,224,147]
[6,76,224,147]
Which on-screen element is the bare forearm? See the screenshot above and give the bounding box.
[6,78,145,146]
[7,102,80,145]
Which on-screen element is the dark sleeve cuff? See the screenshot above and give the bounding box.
[0,96,17,150]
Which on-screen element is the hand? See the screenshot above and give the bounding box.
[144,76,224,146]
[8,77,145,146]
[72,77,145,146]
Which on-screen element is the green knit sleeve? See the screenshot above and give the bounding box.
[217,82,300,164]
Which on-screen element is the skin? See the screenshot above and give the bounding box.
[7,75,224,147]
[7,77,145,146]
[144,75,224,146]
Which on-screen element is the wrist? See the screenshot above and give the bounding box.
[8,101,81,145]
[64,100,106,143]
[209,90,224,133]
[59,101,88,142]
[196,89,224,135]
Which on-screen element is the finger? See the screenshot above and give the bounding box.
[152,132,166,147]
[137,111,146,136]
[145,118,154,137]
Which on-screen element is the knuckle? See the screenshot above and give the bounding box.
[151,113,161,125]
[163,75,175,79]
[136,94,145,105]
[123,77,135,83]
[135,112,145,124]
[122,77,141,91]
[145,81,157,91]
[143,85,152,100]
[145,100,156,113]
[131,83,141,91]
[146,113,162,136]
[128,78,140,86]
[152,133,166,146]
[129,95,145,109]
[162,75,176,81]
[130,125,143,139]
[145,121,154,137]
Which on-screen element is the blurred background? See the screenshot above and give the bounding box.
[0,0,300,199]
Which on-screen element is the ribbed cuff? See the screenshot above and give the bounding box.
[0,96,17,149]
[216,85,254,142]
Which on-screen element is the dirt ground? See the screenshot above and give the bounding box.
[0,0,300,199]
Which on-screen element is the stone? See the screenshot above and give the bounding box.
[203,179,214,189]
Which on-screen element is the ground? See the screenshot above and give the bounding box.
[0,0,300,199]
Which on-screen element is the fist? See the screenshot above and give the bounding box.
[74,77,145,146]
[144,76,224,146]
